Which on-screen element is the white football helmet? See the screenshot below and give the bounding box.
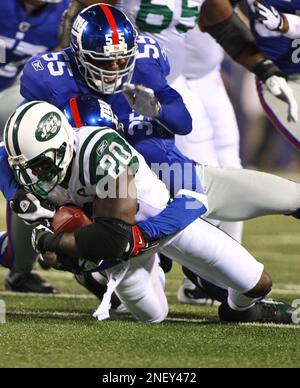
[4,101,75,199]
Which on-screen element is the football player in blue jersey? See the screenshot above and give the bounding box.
[243,0,300,149]
[0,0,71,135]
[0,0,71,293]
[58,0,298,123]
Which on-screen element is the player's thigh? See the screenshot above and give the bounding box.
[171,75,219,165]
[198,165,300,221]
[257,77,300,149]
[116,255,168,323]
[187,72,241,168]
[0,80,23,137]
[161,217,264,293]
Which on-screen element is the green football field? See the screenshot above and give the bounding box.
[0,197,300,368]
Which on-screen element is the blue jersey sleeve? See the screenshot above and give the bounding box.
[135,37,192,136]
[20,50,81,108]
[0,145,19,200]
[138,195,207,240]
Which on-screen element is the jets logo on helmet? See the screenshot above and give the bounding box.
[71,4,138,94]
[36,112,62,142]
[4,102,75,199]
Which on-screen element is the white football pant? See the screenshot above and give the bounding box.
[198,165,300,221]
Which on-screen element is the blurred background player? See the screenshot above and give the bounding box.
[241,0,300,149]
[0,0,70,136]
[0,0,70,293]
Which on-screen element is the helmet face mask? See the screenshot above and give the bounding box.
[10,146,67,199]
[77,50,137,95]
[4,101,75,200]
[71,4,138,95]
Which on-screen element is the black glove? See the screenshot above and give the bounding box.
[10,189,56,225]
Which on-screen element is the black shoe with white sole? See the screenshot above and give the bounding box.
[5,271,59,294]
[219,299,296,324]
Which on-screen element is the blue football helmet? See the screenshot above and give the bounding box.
[63,95,124,135]
[71,4,138,94]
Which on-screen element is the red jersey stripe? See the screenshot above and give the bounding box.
[70,97,83,128]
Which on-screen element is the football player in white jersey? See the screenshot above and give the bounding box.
[57,0,298,302]
[4,101,298,324]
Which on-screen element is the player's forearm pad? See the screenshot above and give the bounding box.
[205,13,259,59]
[74,218,132,262]
[252,59,285,82]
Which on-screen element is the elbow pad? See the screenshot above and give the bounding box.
[205,13,260,59]
[74,218,131,262]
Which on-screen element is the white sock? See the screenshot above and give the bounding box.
[228,289,261,312]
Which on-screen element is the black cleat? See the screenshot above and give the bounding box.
[219,299,296,324]
[5,271,59,294]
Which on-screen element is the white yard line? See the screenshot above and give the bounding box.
[6,310,300,329]
[1,286,299,299]
[0,291,96,299]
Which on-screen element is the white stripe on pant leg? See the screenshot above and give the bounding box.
[161,217,264,294]
[116,255,168,323]
[198,165,300,221]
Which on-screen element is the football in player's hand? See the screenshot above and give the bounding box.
[51,205,92,233]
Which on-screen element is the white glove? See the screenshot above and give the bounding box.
[122,83,162,118]
[10,189,56,224]
[254,1,284,31]
[31,223,54,254]
[265,75,298,123]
